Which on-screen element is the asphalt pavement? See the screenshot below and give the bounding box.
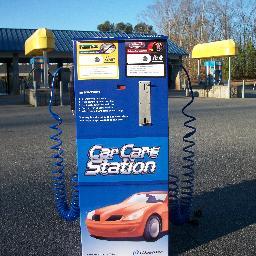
[0,96,255,256]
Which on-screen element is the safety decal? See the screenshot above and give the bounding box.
[126,41,166,77]
[77,41,119,80]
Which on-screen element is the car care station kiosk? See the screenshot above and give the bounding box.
[75,37,169,256]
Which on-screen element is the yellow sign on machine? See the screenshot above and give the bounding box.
[76,41,119,80]
[25,28,55,56]
[192,39,238,59]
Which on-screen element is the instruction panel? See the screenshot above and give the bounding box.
[77,90,128,123]
[126,41,166,77]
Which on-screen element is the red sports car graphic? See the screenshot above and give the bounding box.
[86,191,168,241]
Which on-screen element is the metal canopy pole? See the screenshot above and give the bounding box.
[33,81,37,107]
[228,56,231,98]
[43,51,48,88]
[60,81,63,106]
[197,59,200,85]
[242,80,245,98]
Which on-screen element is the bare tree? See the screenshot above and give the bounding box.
[140,0,256,80]
[234,0,256,45]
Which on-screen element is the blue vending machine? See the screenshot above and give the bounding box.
[74,36,169,256]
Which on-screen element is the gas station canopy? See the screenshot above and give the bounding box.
[25,28,55,56]
[192,39,238,59]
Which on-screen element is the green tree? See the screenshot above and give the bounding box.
[134,22,156,34]
[222,42,256,81]
[114,22,133,33]
[232,45,246,80]
[97,21,155,35]
[97,21,115,32]
[244,41,256,79]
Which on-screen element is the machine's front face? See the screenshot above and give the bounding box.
[73,37,169,256]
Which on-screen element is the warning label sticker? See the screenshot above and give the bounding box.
[126,41,166,77]
[77,41,119,80]
[127,64,165,77]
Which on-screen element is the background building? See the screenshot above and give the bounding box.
[0,28,188,95]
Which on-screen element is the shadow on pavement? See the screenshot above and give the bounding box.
[0,95,26,105]
[1,178,255,255]
[0,180,81,256]
[169,90,186,98]
[170,179,256,255]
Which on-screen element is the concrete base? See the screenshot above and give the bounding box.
[25,88,70,106]
[193,85,238,99]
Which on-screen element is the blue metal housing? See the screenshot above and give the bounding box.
[73,36,169,255]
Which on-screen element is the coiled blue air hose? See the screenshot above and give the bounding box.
[48,64,195,223]
[169,65,196,225]
[48,68,80,221]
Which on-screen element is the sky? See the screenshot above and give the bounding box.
[0,0,155,31]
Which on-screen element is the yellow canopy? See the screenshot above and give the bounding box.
[192,39,238,59]
[25,28,55,56]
